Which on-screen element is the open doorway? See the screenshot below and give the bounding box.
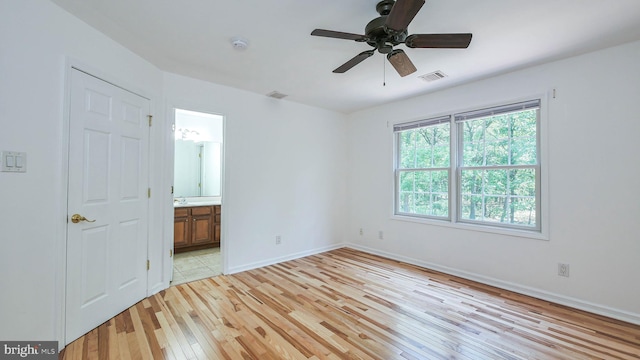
[171,108,223,285]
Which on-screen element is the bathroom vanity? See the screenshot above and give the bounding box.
[174,204,221,253]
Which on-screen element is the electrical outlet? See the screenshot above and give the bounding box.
[359,228,363,235]
[378,231,384,240]
[558,263,570,277]
[275,235,281,245]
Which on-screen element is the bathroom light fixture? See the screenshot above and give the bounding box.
[175,128,201,141]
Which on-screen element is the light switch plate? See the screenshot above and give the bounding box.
[1,151,27,172]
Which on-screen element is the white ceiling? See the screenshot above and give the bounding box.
[50,0,640,114]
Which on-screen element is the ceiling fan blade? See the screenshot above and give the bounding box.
[405,33,473,48]
[333,50,375,73]
[387,49,417,77]
[385,0,425,32]
[311,29,367,41]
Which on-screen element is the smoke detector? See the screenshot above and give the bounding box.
[230,36,249,51]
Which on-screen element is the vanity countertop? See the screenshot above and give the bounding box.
[174,198,221,207]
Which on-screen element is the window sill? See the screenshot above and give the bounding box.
[391,214,549,241]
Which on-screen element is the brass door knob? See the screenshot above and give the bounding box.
[71,214,96,223]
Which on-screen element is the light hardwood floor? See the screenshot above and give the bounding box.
[60,248,640,359]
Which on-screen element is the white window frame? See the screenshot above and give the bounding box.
[455,99,541,232]
[394,115,452,220]
[392,95,549,240]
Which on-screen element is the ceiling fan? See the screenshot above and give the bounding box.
[311,0,472,77]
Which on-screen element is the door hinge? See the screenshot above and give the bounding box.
[169,249,173,258]
[148,188,151,198]
[148,115,152,127]
[171,186,174,194]
[147,260,150,270]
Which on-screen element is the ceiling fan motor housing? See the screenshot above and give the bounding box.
[365,13,408,53]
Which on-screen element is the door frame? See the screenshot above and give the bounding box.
[165,101,227,282]
[56,59,159,348]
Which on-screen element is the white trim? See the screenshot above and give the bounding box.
[55,57,73,351]
[165,103,176,286]
[220,116,228,275]
[145,91,164,298]
[391,214,549,240]
[164,102,228,278]
[390,93,550,241]
[227,244,344,275]
[69,65,152,101]
[57,58,157,348]
[345,243,640,326]
[539,89,551,240]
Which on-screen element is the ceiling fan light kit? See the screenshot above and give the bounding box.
[311,0,472,78]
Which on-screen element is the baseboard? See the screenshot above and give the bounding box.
[346,243,640,326]
[226,243,344,275]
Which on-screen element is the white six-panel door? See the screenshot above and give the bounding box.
[66,69,150,344]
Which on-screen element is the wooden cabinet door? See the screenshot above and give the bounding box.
[174,205,218,252]
[174,208,190,248]
[191,206,213,245]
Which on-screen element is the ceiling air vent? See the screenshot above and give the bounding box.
[419,71,448,82]
[266,91,288,99]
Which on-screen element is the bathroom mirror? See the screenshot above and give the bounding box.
[174,109,223,198]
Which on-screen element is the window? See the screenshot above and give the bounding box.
[395,116,451,219]
[394,99,541,232]
[456,100,540,230]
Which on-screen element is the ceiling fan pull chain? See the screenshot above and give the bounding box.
[383,54,386,86]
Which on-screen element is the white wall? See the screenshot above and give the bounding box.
[0,0,349,344]
[0,0,165,343]
[163,73,349,273]
[0,0,349,345]
[346,40,640,323]
[2,0,637,348]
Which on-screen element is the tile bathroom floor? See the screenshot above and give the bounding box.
[171,247,221,286]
